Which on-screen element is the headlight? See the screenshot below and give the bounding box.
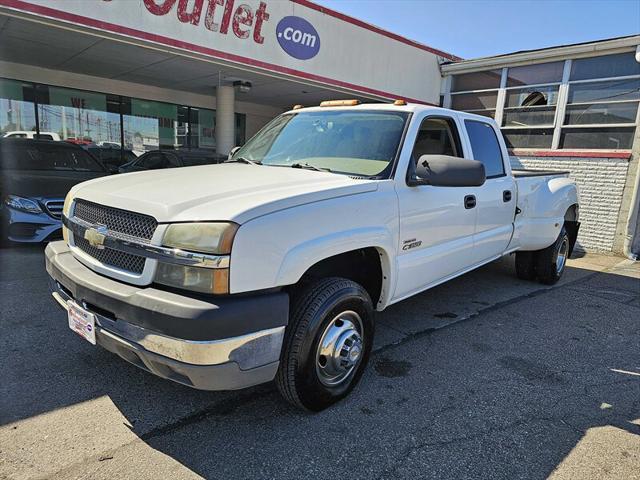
[4,195,42,214]
[162,222,238,255]
[155,222,238,294]
[62,192,73,217]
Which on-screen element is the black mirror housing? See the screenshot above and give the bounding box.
[411,155,486,187]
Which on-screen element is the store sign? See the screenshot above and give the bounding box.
[140,0,271,44]
[2,0,447,104]
[276,16,320,60]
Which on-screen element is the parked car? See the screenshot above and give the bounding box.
[118,148,225,173]
[3,131,61,141]
[65,137,93,146]
[1,138,107,244]
[82,144,137,173]
[46,101,580,411]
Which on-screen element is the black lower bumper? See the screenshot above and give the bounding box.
[45,241,289,341]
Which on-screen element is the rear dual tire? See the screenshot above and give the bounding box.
[515,225,570,285]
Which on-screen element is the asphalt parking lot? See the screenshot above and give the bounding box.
[1,245,638,480]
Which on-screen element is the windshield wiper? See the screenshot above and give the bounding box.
[290,162,331,172]
[225,156,260,165]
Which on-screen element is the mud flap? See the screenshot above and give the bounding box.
[565,221,581,257]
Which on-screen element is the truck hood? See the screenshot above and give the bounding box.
[71,163,378,223]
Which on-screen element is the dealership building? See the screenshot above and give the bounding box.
[0,0,638,257]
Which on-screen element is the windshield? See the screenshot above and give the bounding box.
[232,110,409,177]
[1,143,105,172]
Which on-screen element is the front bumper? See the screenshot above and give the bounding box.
[2,205,61,243]
[46,241,289,391]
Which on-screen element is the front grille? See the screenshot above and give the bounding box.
[74,200,157,240]
[73,199,158,275]
[75,236,146,274]
[45,199,64,219]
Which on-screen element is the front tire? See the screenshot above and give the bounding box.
[276,277,374,411]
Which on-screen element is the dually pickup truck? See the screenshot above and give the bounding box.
[46,101,580,411]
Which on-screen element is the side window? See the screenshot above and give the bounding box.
[411,117,462,163]
[464,120,505,178]
[139,152,166,170]
[163,153,181,167]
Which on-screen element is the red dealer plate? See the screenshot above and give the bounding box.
[67,301,96,345]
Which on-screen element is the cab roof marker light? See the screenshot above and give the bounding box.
[319,100,361,107]
[393,99,407,106]
[292,104,304,110]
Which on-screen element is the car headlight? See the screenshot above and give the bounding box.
[4,195,42,214]
[155,222,238,294]
[62,192,73,217]
[162,222,238,255]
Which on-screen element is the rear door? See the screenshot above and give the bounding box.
[463,119,516,263]
[394,113,478,301]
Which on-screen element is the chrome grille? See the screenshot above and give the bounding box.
[72,199,158,275]
[45,199,64,219]
[74,199,157,240]
[75,236,146,274]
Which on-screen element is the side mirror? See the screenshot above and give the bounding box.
[410,155,486,187]
[228,146,241,160]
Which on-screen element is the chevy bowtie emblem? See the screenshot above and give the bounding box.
[84,225,108,249]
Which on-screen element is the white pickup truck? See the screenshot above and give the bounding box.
[46,101,580,411]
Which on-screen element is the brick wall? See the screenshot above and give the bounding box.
[510,155,631,253]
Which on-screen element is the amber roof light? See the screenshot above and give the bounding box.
[320,99,361,107]
[393,99,407,106]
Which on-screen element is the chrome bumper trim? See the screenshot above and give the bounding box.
[62,214,229,269]
[52,285,283,369]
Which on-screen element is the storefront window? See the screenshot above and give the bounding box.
[506,62,564,87]
[448,50,639,150]
[189,107,216,149]
[235,113,246,146]
[0,79,37,136]
[451,91,498,111]
[451,70,501,92]
[570,52,640,81]
[1,77,251,157]
[122,98,179,154]
[502,85,559,128]
[36,85,121,146]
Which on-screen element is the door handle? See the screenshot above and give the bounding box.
[503,190,512,202]
[464,195,476,209]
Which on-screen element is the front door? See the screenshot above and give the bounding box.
[394,114,478,301]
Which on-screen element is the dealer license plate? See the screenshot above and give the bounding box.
[67,301,96,345]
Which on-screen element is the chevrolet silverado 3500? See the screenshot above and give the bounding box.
[46,101,580,411]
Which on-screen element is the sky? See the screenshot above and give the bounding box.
[313,0,640,59]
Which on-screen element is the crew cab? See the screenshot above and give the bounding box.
[45,102,580,411]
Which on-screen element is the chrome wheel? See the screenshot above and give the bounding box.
[556,236,569,274]
[315,311,364,387]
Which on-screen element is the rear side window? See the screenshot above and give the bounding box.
[464,120,505,178]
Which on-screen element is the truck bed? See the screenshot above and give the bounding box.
[512,169,570,178]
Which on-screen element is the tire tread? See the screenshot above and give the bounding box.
[276,277,368,410]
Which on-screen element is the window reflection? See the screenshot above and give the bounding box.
[0,79,37,137]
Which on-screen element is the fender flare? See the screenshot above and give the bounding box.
[275,227,396,309]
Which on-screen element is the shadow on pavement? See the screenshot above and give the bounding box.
[1,247,638,479]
